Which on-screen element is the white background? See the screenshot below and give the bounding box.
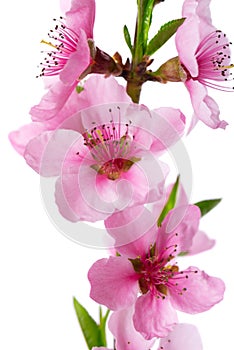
[0,0,233,348]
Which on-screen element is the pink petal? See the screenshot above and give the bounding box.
[176,16,200,77]
[170,267,225,314]
[189,230,215,255]
[30,80,77,121]
[157,205,201,256]
[65,0,95,38]
[158,323,203,350]
[60,29,91,85]
[133,293,178,339]
[150,108,186,154]
[151,182,189,222]
[109,307,155,350]
[54,176,81,222]
[178,0,215,75]
[24,129,81,176]
[121,157,167,206]
[88,256,138,310]
[105,206,156,257]
[31,75,129,126]
[185,80,227,130]
[55,172,114,222]
[77,74,130,107]
[9,122,46,156]
[60,0,71,13]
[182,0,214,41]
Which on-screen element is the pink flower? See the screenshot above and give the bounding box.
[176,0,232,130]
[30,0,95,122]
[38,0,95,84]
[88,205,225,339]
[9,75,130,155]
[158,323,203,350]
[23,103,185,222]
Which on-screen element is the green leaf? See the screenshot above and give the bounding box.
[123,25,133,53]
[99,307,110,346]
[194,198,222,217]
[157,175,180,227]
[73,297,102,349]
[142,0,155,50]
[146,18,185,56]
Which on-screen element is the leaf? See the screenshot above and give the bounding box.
[73,297,102,350]
[194,198,222,217]
[123,25,133,53]
[146,18,185,56]
[157,175,180,227]
[99,307,110,346]
[141,0,155,49]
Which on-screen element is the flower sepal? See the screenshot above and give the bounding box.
[80,40,123,79]
[151,56,187,83]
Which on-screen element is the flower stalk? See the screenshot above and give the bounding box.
[126,0,155,102]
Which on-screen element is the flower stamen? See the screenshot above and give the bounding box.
[76,107,140,180]
[37,17,79,78]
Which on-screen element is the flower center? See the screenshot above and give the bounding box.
[193,30,234,91]
[96,158,135,180]
[37,17,79,77]
[77,112,140,180]
[130,237,195,299]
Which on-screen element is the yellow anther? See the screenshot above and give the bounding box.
[217,64,234,70]
[96,129,104,142]
[40,39,57,49]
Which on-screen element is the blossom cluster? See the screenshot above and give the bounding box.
[9,0,233,348]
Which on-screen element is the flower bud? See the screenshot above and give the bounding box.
[153,56,187,83]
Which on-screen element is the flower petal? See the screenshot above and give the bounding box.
[24,129,81,176]
[150,108,186,154]
[182,0,214,41]
[60,29,91,85]
[88,256,138,310]
[30,80,77,122]
[157,205,201,256]
[151,182,189,221]
[105,206,156,257]
[121,157,167,206]
[133,293,178,339]
[9,122,46,156]
[189,230,215,255]
[109,306,155,350]
[170,267,225,314]
[185,79,227,131]
[158,323,203,350]
[55,171,114,222]
[77,74,130,107]
[176,15,200,77]
[65,0,95,38]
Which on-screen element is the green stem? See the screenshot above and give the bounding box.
[132,1,144,69]
[126,79,143,104]
[126,0,155,103]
